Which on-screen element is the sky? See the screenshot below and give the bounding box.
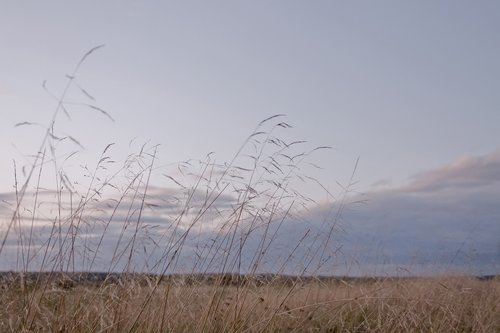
[0,1,499,276]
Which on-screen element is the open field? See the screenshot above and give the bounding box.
[1,273,498,332]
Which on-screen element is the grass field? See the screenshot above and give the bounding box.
[1,273,498,332]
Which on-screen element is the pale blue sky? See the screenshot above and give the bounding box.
[1,2,499,274]
[2,1,499,193]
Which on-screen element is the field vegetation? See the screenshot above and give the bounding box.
[1,272,498,332]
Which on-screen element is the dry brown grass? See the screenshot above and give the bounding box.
[1,275,498,332]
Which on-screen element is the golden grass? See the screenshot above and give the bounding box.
[1,275,498,332]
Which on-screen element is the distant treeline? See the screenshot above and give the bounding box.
[0,271,497,289]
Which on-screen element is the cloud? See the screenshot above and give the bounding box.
[402,150,500,193]
[0,185,241,272]
[1,151,499,276]
[331,150,500,276]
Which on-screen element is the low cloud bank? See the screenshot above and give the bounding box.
[335,150,500,275]
[1,151,499,276]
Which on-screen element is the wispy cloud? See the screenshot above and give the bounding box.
[402,150,500,193]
